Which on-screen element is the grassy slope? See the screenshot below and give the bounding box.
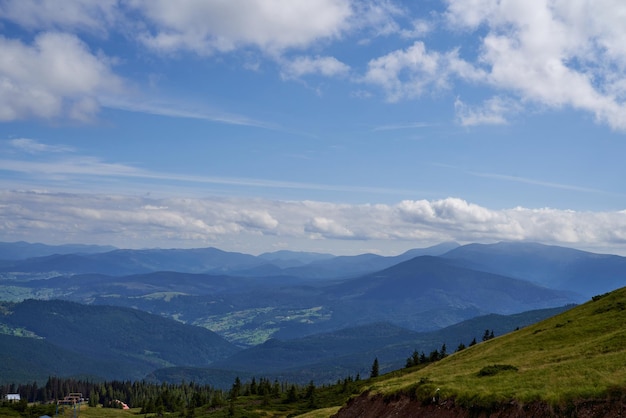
[3,289,623,418]
[370,287,626,407]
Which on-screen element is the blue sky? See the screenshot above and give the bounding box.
[1,0,625,255]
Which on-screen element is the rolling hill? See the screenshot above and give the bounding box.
[333,286,626,417]
[316,256,580,331]
[0,299,240,383]
[151,305,571,387]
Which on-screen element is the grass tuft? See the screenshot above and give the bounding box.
[477,364,518,377]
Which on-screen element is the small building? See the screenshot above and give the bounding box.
[5,393,21,402]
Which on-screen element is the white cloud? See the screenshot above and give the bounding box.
[305,216,354,239]
[350,0,403,38]
[100,96,279,129]
[280,55,350,80]
[1,190,625,255]
[8,138,75,154]
[400,19,434,39]
[454,96,520,126]
[362,41,483,102]
[0,0,119,34]
[0,32,123,121]
[129,0,353,55]
[444,0,626,130]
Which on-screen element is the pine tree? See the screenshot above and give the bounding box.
[230,377,241,399]
[286,385,298,403]
[370,357,380,378]
[482,329,491,341]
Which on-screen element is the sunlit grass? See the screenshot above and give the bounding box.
[295,406,342,417]
[368,287,626,408]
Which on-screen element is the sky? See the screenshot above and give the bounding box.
[1,0,626,256]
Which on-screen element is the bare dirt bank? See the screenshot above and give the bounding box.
[331,391,626,418]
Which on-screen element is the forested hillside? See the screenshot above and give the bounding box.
[0,299,239,382]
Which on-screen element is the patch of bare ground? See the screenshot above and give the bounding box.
[332,391,626,418]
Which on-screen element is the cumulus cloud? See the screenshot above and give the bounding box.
[305,216,354,239]
[3,0,625,131]
[0,0,119,34]
[362,41,483,102]
[354,0,626,130]
[129,0,353,55]
[443,0,626,130]
[0,32,123,121]
[1,190,625,254]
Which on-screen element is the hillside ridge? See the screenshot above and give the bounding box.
[333,286,626,417]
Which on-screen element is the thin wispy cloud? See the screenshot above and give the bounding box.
[9,138,75,154]
[0,155,417,197]
[372,122,432,131]
[101,97,281,130]
[469,170,618,196]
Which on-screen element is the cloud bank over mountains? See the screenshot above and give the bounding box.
[2,189,624,255]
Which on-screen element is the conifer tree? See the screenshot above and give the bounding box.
[370,357,380,378]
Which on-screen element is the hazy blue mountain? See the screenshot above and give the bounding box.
[0,247,270,276]
[257,250,335,268]
[393,241,460,261]
[311,256,582,331]
[2,253,582,345]
[0,299,240,382]
[0,241,460,279]
[275,242,461,279]
[441,242,626,296]
[0,241,115,260]
[21,271,290,299]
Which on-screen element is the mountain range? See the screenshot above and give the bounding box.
[0,240,624,388]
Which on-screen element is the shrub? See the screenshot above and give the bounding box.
[477,364,518,377]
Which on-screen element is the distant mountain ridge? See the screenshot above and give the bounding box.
[1,240,614,347]
[3,241,623,296]
[0,241,460,278]
[442,242,626,296]
[0,241,116,260]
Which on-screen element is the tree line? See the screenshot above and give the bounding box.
[404,329,496,368]
[0,374,347,416]
[1,376,222,415]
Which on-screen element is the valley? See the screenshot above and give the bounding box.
[0,240,624,416]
